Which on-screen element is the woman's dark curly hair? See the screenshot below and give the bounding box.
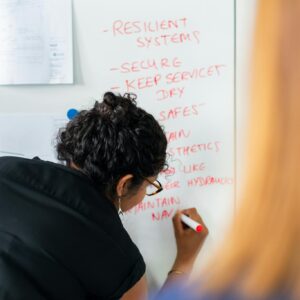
[57,92,167,200]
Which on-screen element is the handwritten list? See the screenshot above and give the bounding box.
[97,0,235,287]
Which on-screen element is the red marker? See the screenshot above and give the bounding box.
[180,214,203,232]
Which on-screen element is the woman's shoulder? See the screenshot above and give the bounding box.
[0,156,111,213]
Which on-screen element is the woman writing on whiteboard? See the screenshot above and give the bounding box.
[157,0,300,299]
[0,92,208,299]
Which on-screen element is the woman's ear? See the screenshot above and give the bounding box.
[116,174,134,198]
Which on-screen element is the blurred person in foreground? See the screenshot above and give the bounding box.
[157,0,300,299]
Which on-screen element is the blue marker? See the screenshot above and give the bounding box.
[67,108,78,120]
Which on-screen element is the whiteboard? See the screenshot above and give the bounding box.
[0,114,66,160]
[0,0,236,292]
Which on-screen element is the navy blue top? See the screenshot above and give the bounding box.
[0,156,145,300]
[155,282,291,300]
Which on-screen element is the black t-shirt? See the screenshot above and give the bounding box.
[0,156,145,300]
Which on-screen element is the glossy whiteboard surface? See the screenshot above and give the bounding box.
[0,0,260,291]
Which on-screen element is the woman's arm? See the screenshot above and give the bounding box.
[121,274,148,300]
[121,208,208,299]
[160,208,208,291]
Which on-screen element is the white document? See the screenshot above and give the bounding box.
[0,0,73,85]
[0,114,68,161]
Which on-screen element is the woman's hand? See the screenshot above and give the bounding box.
[171,208,208,274]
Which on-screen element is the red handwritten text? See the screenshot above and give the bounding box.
[165,129,191,143]
[125,74,161,91]
[136,31,200,48]
[158,104,204,122]
[187,176,234,187]
[122,64,225,92]
[166,64,225,84]
[180,162,206,174]
[163,180,180,190]
[112,18,188,36]
[156,86,185,101]
[113,57,182,73]
[152,209,174,221]
[126,196,181,215]
[168,141,221,156]
[160,167,176,177]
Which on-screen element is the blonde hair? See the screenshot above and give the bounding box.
[203,0,300,298]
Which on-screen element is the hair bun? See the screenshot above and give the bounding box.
[103,92,119,109]
[123,93,137,102]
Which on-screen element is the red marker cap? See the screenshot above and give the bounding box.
[196,225,203,232]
